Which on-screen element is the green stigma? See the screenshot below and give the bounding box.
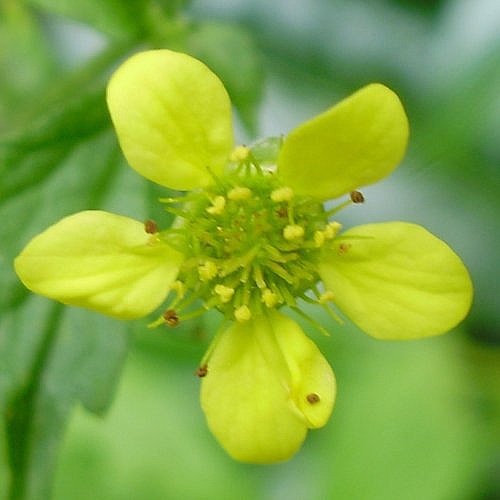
[150,146,343,326]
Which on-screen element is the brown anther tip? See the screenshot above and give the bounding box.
[338,243,351,255]
[144,219,158,234]
[276,207,288,218]
[163,309,179,327]
[306,393,320,404]
[195,364,208,378]
[350,191,365,203]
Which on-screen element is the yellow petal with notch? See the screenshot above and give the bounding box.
[278,83,409,200]
[14,210,183,319]
[318,222,473,339]
[107,50,234,190]
[201,311,335,463]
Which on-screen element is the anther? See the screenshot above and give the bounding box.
[171,280,185,299]
[206,196,226,215]
[306,393,320,404]
[230,145,250,162]
[228,187,251,201]
[195,364,208,378]
[338,243,351,255]
[198,261,218,281]
[314,230,325,247]
[324,221,342,239]
[235,305,251,322]
[283,224,304,241]
[271,186,294,202]
[144,219,158,234]
[261,289,278,308]
[214,284,235,303]
[276,207,288,218]
[350,191,365,203]
[319,291,335,304]
[163,309,179,327]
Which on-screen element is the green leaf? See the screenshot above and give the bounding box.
[0,43,148,497]
[1,300,130,499]
[0,132,132,498]
[186,22,264,135]
[25,0,149,39]
[0,41,135,204]
[0,88,109,203]
[0,2,57,130]
[0,423,10,500]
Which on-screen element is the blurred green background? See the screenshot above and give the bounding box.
[0,0,499,499]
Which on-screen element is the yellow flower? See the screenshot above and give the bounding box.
[14,49,473,464]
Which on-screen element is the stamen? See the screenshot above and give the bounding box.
[214,284,235,303]
[163,309,179,327]
[268,281,284,304]
[265,261,295,285]
[179,307,208,321]
[253,265,266,289]
[261,288,278,308]
[230,145,250,162]
[324,199,352,217]
[195,364,208,377]
[337,243,351,255]
[147,316,166,328]
[324,221,342,239]
[156,168,350,332]
[306,393,320,404]
[240,265,251,283]
[314,230,325,247]
[283,224,304,241]
[144,219,158,234]
[350,190,365,203]
[206,195,226,215]
[291,306,330,336]
[271,186,294,202]
[319,291,335,304]
[200,319,228,368]
[198,260,218,281]
[277,282,296,306]
[171,280,185,299]
[321,304,344,324]
[235,305,251,322]
[275,207,288,218]
[228,186,252,201]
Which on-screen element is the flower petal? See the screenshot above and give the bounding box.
[269,310,336,429]
[14,211,183,319]
[107,50,234,190]
[318,222,473,339]
[201,311,335,463]
[277,83,409,200]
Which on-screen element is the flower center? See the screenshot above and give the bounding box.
[154,150,342,324]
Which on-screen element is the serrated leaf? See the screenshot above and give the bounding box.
[186,22,264,135]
